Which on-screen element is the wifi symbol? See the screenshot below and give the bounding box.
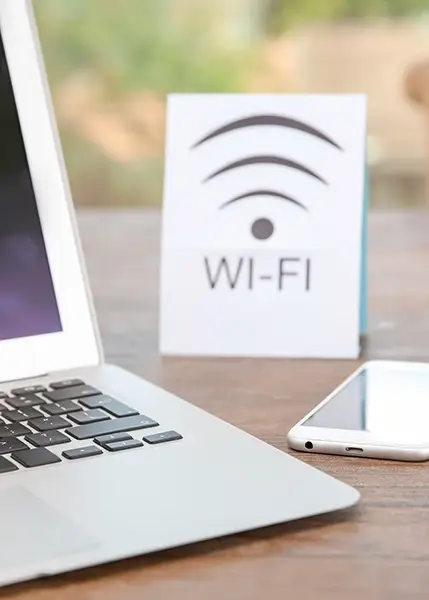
[191,114,343,240]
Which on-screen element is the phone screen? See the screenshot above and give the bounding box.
[301,365,429,441]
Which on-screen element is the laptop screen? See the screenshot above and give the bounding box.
[0,30,62,341]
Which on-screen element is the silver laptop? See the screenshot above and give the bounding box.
[0,0,359,588]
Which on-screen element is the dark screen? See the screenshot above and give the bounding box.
[0,30,62,341]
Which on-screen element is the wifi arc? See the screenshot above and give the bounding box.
[191,114,343,151]
[192,113,342,240]
[203,155,328,186]
[205,155,326,239]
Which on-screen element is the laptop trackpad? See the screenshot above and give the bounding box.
[0,487,98,570]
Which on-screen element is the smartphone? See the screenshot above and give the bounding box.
[287,360,429,462]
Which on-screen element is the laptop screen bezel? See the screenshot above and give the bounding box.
[0,0,101,382]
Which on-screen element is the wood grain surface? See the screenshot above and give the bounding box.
[3,209,429,600]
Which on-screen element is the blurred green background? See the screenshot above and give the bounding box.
[34,0,429,208]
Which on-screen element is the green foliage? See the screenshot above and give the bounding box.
[266,0,429,34]
[33,0,251,206]
[33,0,428,207]
[34,0,247,94]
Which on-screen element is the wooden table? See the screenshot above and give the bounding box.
[6,210,429,600]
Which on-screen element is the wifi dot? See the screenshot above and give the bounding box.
[251,218,274,240]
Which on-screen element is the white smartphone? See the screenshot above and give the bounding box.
[287,360,429,462]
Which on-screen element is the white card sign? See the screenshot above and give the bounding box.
[160,94,367,358]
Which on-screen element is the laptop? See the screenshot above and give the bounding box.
[0,0,359,588]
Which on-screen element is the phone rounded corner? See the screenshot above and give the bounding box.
[285,429,296,448]
[408,447,429,462]
[286,428,303,452]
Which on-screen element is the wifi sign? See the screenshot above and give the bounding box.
[160,94,367,359]
[191,114,342,241]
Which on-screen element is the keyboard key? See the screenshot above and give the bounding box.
[44,386,101,403]
[68,409,110,426]
[143,431,183,445]
[0,403,9,412]
[0,392,8,400]
[28,416,70,432]
[42,401,81,416]
[11,385,47,396]
[2,407,43,423]
[104,439,143,452]
[11,448,61,468]
[0,456,18,473]
[66,414,159,441]
[7,395,46,409]
[0,423,31,438]
[80,395,139,418]
[62,446,103,460]
[0,438,29,455]
[94,432,132,446]
[26,431,70,448]
[50,379,84,390]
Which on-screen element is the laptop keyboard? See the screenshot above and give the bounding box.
[0,379,183,472]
